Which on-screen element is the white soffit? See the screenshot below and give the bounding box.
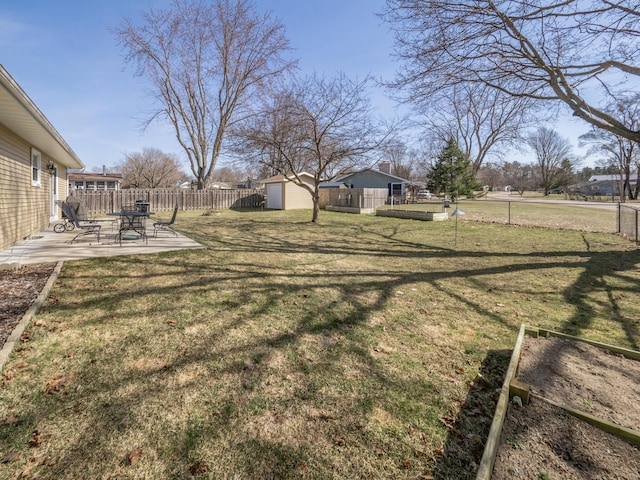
[0,64,83,169]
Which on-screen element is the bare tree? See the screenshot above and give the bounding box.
[579,95,640,200]
[383,1,640,142]
[118,147,187,188]
[212,165,250,185]
[527,127,576,194]
[476,162,504,191]
[114,0,295,189]
[237,73,388,222]
[501,161,536,196]
[417,83,537,174]
[380,136,414,179]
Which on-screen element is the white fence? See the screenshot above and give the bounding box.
[319,188,388,210]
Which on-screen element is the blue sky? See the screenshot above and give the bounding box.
[1,0,591,173]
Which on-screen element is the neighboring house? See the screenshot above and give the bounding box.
[568,180,621,197]
[334,167,411,198]
[568,174,638,198]
[68,171,122,191]
[587,174,636,184]
[209,181,236,190]
[262,172,314,210]
[0,65,84,250]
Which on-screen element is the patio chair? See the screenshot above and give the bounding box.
[61,202,101,244]
[65,196,117,230]
[66,195,89,221]
[153,205,179,237]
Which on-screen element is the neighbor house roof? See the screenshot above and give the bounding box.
[588,175,621,182]
[0,64,83,169]
[68,172,123,180]
[336,168,410,183]
[262,172,315,183]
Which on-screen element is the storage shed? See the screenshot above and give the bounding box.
[262,172,315,210]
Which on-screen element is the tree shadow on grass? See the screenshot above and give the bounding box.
[431,349,512,480]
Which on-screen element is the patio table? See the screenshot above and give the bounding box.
[108,211,154,245]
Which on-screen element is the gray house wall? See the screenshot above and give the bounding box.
[341,171,407,189]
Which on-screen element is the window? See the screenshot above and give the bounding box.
[85,181,95,190]
[31,148,42,187]
[107,181,116,190]
[97,181,105,190]
[74,181,84,189]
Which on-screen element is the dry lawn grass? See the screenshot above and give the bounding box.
[383,198,618,232]
[1,208,639,479]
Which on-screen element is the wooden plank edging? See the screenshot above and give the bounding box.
[476,323,527,480]
[534,394,640,445]
[528,327,640,360]
[476,325,640,479]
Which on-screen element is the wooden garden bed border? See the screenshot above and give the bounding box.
[476,324,640,480]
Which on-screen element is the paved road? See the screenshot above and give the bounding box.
[485,192,620,211]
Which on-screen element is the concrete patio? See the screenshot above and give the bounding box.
[0,223,205,266]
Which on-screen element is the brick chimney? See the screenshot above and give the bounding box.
[378,162,391,174]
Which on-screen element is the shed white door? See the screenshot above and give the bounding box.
[266,183,283,209]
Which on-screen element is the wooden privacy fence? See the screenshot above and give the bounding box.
[70,189,265,215]
[319,188,388,210]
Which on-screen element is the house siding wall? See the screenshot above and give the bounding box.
[283,179,314,210]
[341,171,394,189]
[0,123,62,250]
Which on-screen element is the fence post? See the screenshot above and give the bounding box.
[508,202,511,225]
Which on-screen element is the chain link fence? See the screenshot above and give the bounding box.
[618,203,640,242]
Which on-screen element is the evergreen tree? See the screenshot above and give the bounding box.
[430,138,477,200]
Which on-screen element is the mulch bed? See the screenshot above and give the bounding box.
[0,263,56,350]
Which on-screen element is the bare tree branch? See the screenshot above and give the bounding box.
[416,83,537,174]
[579,94,640,200]
[527,127,577,193]
[118,147,188,188]
[383,0,640,142]
[113,0,296,189]
[235,73,390,222]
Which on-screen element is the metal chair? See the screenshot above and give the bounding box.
[60,202,101,244]
[153,205,179,237]
[65,196,117,230]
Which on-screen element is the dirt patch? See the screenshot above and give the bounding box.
[0,263,56,350]
[492,335,640,479]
